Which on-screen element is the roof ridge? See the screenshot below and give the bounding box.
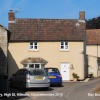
[16,18,78,20]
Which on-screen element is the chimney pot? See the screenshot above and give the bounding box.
[79,11,85,20]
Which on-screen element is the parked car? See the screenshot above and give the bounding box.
[10,68,50,90]
[44,68,62,86]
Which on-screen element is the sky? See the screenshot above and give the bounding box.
[0,0,100,28]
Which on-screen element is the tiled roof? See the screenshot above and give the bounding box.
[8,19,85,42]
[86,29,100,45]
[20,57,48,65]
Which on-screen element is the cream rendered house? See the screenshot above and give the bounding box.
[86,29,100,77]
[8,11,86,81]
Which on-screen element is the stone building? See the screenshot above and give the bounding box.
[0,25,9,94]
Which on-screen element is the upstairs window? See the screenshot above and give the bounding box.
[61,41,69,50]
[30,42,38,50]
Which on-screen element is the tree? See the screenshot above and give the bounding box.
[86,16,100,29]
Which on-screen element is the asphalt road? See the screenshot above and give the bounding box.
[1,78,100,100]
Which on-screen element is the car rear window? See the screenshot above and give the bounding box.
[45,68,59,73]
[29,69,48,76]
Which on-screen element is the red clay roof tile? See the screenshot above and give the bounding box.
[8,19,85,42]
[86,29,100,45]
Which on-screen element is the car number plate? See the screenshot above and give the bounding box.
[35,76,44,80]
[49,76,56,78]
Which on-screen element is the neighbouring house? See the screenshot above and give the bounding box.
[86,29,100,77]
[8,10,87,81]
[0,25,9,93]
[0,25,8,75]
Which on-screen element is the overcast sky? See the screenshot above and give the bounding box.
[0,0,100,28]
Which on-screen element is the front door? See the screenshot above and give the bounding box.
[61,63,70,80]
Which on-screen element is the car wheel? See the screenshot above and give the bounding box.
[43,87,49,91]
[20,82,25,91]
[58,84,62,87]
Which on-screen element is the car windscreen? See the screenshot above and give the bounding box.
[29,69,48,76]
[45,68,59,73]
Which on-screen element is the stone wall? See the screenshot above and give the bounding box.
[0,26,7,75]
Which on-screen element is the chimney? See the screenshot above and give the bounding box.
[79,11,85,20]
[8,10,15,21]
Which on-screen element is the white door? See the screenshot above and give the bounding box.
[61,63,69,80]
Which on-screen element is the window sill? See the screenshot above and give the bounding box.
[29,50,39,52]
[60,50,70,52]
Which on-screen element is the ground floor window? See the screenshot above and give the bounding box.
[23,63,44,69]
[29,64,34,68]
[35,64,40,68]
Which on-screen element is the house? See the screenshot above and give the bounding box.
[86,29,100,77]
[8,10,86,81]
[0,25,8,75]
[0,24,9,93]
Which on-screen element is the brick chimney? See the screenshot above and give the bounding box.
[79,11,85,20]
[8,10,15,21]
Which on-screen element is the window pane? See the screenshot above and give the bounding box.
[61,42,64,45]
[29,69,47,76]
[65,45,68,49]
[30,42,33,45]
[61,46,64,49]
[65,42,68,45]
[30,45,33,49]
[18,70,23,75]
[24,64,27,67]
[34,42,37,45]
[15,70,20,75]
[46,68,59,73]
[34,46,37,49]
[23,70,28,75]
[35,64,39,68]
[29,64,34,68]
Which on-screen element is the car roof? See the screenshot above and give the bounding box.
[20,68,45,71]
[45,68,58,69]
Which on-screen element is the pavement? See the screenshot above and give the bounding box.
[63,78,91,82]
[82,78,90,82]
[0,78,100,100]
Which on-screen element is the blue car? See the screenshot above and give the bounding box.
[45,68,62,86]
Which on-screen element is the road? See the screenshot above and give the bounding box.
[1,78,100,100]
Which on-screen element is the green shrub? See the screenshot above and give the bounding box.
[72,73,79,79]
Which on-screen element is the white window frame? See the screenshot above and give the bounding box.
[23,63,44,69]
[29,42,38,50]
[60,41,69,50]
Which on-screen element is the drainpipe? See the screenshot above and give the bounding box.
[79,11,87,78]
[84,20,87,78]
[97,44,98,59]
[97,31,99,76]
